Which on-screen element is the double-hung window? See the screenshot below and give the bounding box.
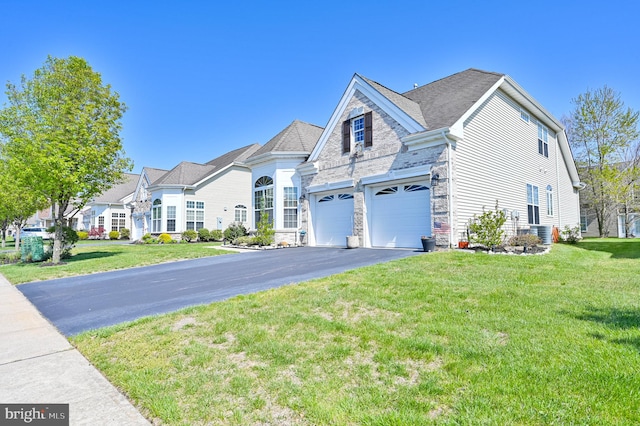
[283,187,298,228]
[527,184,540,224]
[166,206,176,232]
[538,123,549,157]
[342,111,373,154]
[186,201,204,230]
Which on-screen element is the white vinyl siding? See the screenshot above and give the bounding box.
[454,89,567,237]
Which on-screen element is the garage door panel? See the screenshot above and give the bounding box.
[371,183,430,248]
[315,193,354,246]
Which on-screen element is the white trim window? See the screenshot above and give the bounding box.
[283,187,298,228]
[580,210,588,232]
[152,199,162,232]
[111,212,126,231]
[235,204,247,224]
[166,206,176,232]
[527,184,540,225]
[254,176,274,225]
[521,109,530,123]
[538,123,549,158]
[546,185,554,217]
[186,201,205,231]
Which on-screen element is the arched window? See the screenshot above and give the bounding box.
[152,199,162,232]
[235,204,247,223]
[546,185,554,217]
[254,176,273,226]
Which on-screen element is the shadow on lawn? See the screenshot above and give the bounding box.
[68,251,118,262]
[577,239,640,259]
[578,306,640,352]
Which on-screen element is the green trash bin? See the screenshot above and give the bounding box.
[20,236,33,262]
[30,236,45,262]
[20,236,45,262]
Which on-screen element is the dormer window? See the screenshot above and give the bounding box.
[342,111,373,154]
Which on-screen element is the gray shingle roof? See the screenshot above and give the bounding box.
[93,173,139,203]
[360,76,428,128]
[248,120,323,159]
[153,144,260,186]
[143,167,170,185]
[402,68,504,129]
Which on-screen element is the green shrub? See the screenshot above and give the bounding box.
[224,223,248,244]
[235,235,256,246]
[468,201,507,249]
[198,228,211,242]
[210,229,223,241]
[0,251,21,265]
[182,230,198,242]
[77,231,89,240]
[46,225,79,259]
[120,228,130,240]
[508,233,541,247]
[561,225,582,244]
[109,230,120,240]
[158,233,173,244]
[142,233,154,243]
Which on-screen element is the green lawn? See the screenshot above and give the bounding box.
[1,242,231,284]
[70,239,640,425]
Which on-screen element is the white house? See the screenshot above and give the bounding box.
[290,68,582,249]
[244,120,323,244]
[83,173,139,237]
[138,144,260,239]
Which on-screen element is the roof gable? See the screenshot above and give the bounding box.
[92,173,139,203]
[247,120,323,160]
[403,68,504,129]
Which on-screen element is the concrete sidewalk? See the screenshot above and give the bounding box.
[0,274,150,425]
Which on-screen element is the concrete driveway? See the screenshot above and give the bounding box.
[18,247,423,336]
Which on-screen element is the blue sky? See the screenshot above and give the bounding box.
[1,0,638,173]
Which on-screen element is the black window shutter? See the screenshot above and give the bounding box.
[342,120,350,154]
[364,111,373,147]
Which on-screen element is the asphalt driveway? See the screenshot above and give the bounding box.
[18,247,423,336]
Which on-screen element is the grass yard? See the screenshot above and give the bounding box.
[71,239,640,425]
[1,242,231,284]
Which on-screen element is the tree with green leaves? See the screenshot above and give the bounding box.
[0,56,132,263]
[566,86,639,237]
[0,157,48,249]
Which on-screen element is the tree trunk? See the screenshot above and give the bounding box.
[51,202,67,264]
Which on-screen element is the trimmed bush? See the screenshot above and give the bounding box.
[77,231,89,240]
[224,222,248,244]
[158,233,173,244]
[198,228,211,242]
[182,229,198,242]
[236,236,256,246]
[508,234,541,247]
[210,229,223,241]
[109,231,120,240]
[120,228,130,240]
[142,233,154,243]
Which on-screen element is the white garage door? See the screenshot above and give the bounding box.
[370,183,430,248]
[314,193,354,246]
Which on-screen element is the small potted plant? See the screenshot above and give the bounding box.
[420,235,436,252]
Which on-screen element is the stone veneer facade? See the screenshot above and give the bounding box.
[299,90,454,248]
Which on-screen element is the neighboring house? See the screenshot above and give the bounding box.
[142,144,260,239]
[244,120,324,244]
[84,173,139,236]
[291,68,582,249]
[129,167,169,240]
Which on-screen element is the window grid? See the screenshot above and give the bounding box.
[527,184,540,225]
[546,185,554,217]
[235,205,247,223]
[283,187,298,228]
[152,199,162,232]
[353,117,365,143]
[167,206,176,232]
[186,200,204,231]
[538,123,549,157]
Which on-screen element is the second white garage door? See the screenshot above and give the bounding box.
[370,182,430,248]
[314,193,354,246]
